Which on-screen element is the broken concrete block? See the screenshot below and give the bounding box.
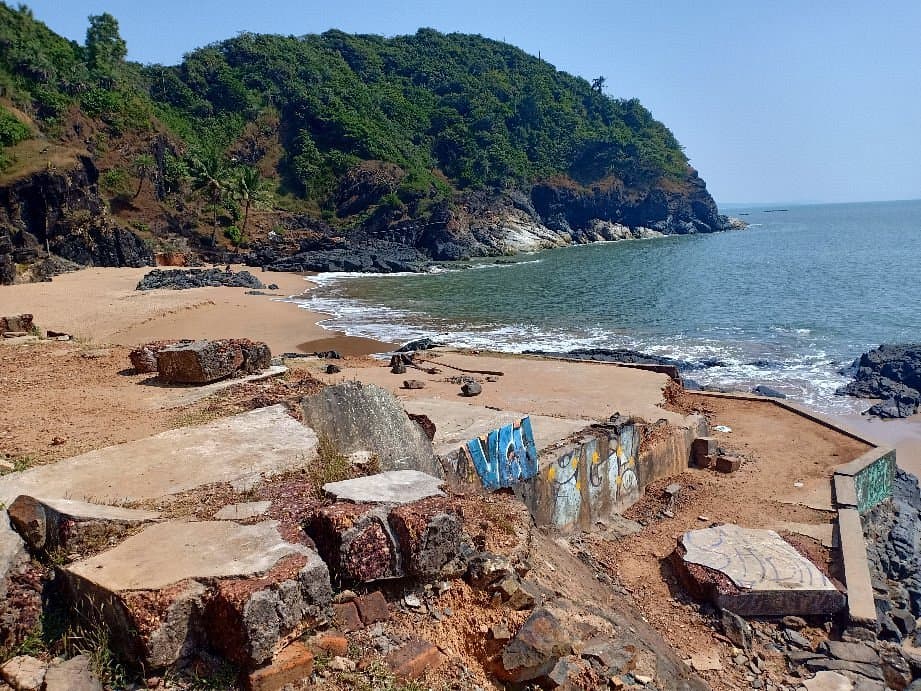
[0,655,46,691]
[307,631,349,657]
[248,642,314,691]
[388,497,462,578]
[43,655,103,691]
[129,340,187,374]
[60,521,331,669]
[385,639,444,681]
[300,382,441,477]
[236,339,272,374]
[7,496,159,556]
[692,437,717,465]
[465,552,514,590]
[673,524,845,616]
[494,608,573,683]
[716,456,741,473]
[323,470,444,504]
[306,504,401,583]
[355,591,390,625]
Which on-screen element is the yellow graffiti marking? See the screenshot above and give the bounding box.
[548,466,556,482]
[572,457,579,469]
[616,444,623,457]
[591,450,600,464]
[575,480,582,491]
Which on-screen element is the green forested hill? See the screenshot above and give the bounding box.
[0,5,689,197]
[0,4,723,279]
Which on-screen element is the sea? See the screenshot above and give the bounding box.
[298,199,921,415]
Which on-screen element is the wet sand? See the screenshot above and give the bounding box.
[0,265,393,356]
[835,412,921,477]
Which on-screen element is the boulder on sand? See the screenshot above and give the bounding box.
[0,314,33,335]
[154,339,271,384]
[838,344,921,418]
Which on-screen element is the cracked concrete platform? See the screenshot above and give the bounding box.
[0,405,317,505]
[66,520,315,591]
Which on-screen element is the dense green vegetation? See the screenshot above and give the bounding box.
[0,3,692,215]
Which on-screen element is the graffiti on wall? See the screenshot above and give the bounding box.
[545,424,640,529]
[854,449,895,513]
[463,416,539,490]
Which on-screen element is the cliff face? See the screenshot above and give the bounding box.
[0,158,153,284]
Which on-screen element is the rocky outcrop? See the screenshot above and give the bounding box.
[0,159,153,284]
[136,267,264,290]
[246,173,729,271]
[838,344,921,418]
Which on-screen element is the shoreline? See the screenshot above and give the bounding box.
[0,265,396,357]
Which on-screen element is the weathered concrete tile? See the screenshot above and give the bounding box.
[323,470,444,504]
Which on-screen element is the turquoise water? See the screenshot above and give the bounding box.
[303,199,921,412]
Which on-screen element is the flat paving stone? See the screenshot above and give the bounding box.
[324,470,444,504]
[0,405,317,505]
[682,524,837,592]
[66,520,314,591]
[214,501,273,520]
[803,671,854,691]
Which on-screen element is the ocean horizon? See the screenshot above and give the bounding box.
[297,198,921,415]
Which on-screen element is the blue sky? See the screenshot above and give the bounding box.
[17,1,921,205]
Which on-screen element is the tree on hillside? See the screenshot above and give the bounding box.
[591,76,606,93]
[189,151,228,246]
[85,13,126,84]
[131,153,155,199]
[230,166,271,236]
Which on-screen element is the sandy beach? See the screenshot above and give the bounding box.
[0,265,392,356]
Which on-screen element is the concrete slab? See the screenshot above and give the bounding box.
[0,405,317,505]
[323,470,445,504]
[778,479,835,512]
[402,397,591,457]
[214,501,272,520]
[335,352,694,427]
[837,508,877,626]
[156,365,288,409]
[681,525,837,593]
[301,382,441,477]
[38,498,160,522]
[66,520,313,591]
[776,521,836,549]
[676,524,844,616]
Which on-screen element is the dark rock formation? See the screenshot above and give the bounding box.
[136,268,264,291]
[397,338,445,352]
[752,385,787,399]
[524,347,726,372]
[249,236,429,274]
[864,469,921,642]
[0,160,153,284]
[838,344,921,418]
[531,170,726,236]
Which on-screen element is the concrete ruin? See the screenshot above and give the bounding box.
[300,382,442,478]
[674,524,845,616]
[61,521,332,669]
[155,338,272,384]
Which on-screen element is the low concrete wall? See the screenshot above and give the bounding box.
[515,422,640,532]
[638,415,707,488]
[835,447,896,514]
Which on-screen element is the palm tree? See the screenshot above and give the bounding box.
[131,153,155,199]
[189,151,227,246]
[231,166,271,236]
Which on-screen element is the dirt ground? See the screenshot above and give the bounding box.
[577,392,871,691]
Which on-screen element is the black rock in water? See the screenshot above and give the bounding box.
[524,347,699,370]
[752,385,787,399]
[397,338,445,352]
[136,268,264,291]
[837,344,921,418]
